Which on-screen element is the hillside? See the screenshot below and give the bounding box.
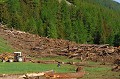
[0,37,14,53]
[0,25,120,64]
[0,0,120,46]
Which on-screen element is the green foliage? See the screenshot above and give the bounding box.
[26,17,38,34]
[1,0,120,45]
[0,37,14,53]
[113,33,120,46]
[0,0,7,3]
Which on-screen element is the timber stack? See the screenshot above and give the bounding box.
[0,25,120,64]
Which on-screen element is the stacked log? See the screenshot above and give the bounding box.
[0,26,119,63]
[112,65,120,72]
[31,60,58,64]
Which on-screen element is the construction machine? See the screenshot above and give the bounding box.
[0,52,22,62]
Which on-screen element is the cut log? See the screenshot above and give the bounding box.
[21,70,54,78]
[112,66,120,72]
[45,67,85,78]
[45,71,85,78]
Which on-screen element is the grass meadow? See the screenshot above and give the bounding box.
[0,62,75,74]
[0,59,119,79]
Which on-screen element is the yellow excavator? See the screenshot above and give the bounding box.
[0,52,22,62]
[0,52,14,62]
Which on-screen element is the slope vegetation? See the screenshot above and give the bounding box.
[0,36,14,53]
[1,0,120,46]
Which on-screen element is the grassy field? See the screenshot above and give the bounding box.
[38,56,82,63]
[83,66,119,79]
[0,59,119,79]
[0,37,14,53]
[39,57,120,79]
[0,62,75,74]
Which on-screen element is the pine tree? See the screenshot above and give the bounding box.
[26,17,37,34]
[1,0,120,45]
[113,33,120,46]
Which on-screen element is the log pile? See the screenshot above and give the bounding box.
[31,60,58,64]
[0,26,120,63]
[112,65,120,72]
[112,58,120,72]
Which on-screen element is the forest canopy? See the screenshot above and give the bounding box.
[0,0,120,46]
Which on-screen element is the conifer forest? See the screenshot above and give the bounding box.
[0,0,120,46]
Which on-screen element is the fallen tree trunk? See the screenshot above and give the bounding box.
[45,67,85,78]
[21,70,54,79]
[44,71,85,78]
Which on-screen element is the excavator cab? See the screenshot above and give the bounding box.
[14,52,22,62]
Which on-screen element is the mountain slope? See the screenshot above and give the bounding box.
[0,0,120,46]
[80,0,120,11]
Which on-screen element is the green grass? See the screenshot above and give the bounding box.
[33,57,120,79]
[82,66,120,79]
[0,62,75,74]
[0,37,14,53]
[0,58,119,79]
[80,63,119,79]
[38,56,82,62]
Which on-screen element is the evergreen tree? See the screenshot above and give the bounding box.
[1,0,120,45]
[26,17,37,34]
[113,33,120,46]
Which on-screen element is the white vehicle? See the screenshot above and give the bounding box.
[14,52,22,62]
